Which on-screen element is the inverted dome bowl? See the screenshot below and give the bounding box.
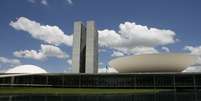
[109,53,197,73]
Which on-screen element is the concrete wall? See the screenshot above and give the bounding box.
[72,21,86,73]
[85,21,98,73]
[72,21,98,74]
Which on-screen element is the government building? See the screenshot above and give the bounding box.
[0,21,201,90]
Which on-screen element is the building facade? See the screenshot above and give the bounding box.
[72,21,86,73]
[72,21,98,74]
[0,73,201,89]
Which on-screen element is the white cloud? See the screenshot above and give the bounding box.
[184,45,201,64]
[64,59,72,73]
[98,67,118,73]
[10,18,174,57]
[67,59,72,65]
[0,57,21,66]
[184,46,201,55]
[111,51,124,57]
[128,47,159,55]
[98,22,176,48]
[183,66,201,72]
[10,18,177,64]
[14,50,44,60]
[114,46,159,56]
[98,21,176,56]
[161,47,170,52]
[28,0,48,5]
[28,0,73,6]
[66,0,73,5]
[10,17,73,46]
[14,44,68,60]
[98,29,121,48]
[0,57,21,72]
[41,0,48,5]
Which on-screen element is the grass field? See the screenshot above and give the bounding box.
[0,87,169,94]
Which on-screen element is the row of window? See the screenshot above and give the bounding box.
[0,74,201,88]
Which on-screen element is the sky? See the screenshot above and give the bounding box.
[0,0,201,73]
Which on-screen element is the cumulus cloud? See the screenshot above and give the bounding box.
[67,59,72,65]
[10,18,178,72]
[41,0,48,5]
[66,0,73,5]
[183,45,201,72]
[63,59,72,73]
[98,22,176,48]
[0,57,21,66]
[184,46,201,55]
[28,0,73,6]
[10,18,176,57]
[28,0,48,5]
[98,29,121,48]
[184,45,201,64]
[111,46,159,56]
[161,47,170,52]
[10,17,73,46]
[0,57,21,72]
[98,22,176,55]
[183,66,201,72]
[111,51,124,57]
[122,46,158,55]
[14,44,68,60]
[98,67,118,73]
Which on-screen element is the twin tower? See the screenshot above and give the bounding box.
[72,21,98,74]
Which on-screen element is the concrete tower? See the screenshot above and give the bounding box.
[85,21,98,73]
[72,21,98,74]
[72,21,86,73]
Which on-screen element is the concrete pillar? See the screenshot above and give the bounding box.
[72,21,86,73]
[85,21,98,73]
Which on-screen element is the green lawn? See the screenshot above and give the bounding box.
[0,87,169,94]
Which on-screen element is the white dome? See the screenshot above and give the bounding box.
[6,65,47,74]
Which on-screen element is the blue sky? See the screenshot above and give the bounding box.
[0,0,201,73]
